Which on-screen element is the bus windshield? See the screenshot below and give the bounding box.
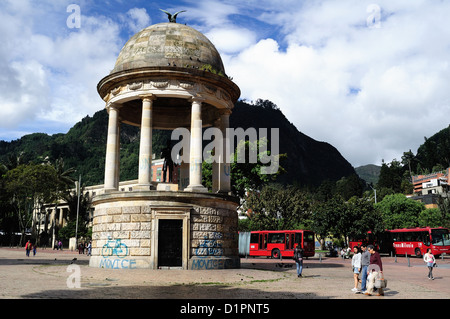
[431,229,450,246]
[303,231,315,243]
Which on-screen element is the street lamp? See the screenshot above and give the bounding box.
[368,184,377,204]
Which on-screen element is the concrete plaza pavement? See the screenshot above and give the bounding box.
[0,247,449,299]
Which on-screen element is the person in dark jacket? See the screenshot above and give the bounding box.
[365,245,384,296]
[293,246,304,277]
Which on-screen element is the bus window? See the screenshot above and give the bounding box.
[303,231,315,243]
[268,233,284,244]
[295,233,301,246]
[250,233,258,244]
[431,229,450,246]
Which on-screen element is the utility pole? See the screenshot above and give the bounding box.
[75,175,81,245]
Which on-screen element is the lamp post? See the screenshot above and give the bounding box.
[369,184,377,204]
[75,175,81,246]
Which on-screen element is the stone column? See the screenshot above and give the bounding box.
[185,97,207,192]
[104,104,120,191]
[219,110,232,193]
[137,95,155,190]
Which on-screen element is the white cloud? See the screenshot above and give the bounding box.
[121,7,151,33]
[2,0,450,170]
[223,0,450,167]
[206,27,257,54]
[0,1,122,137]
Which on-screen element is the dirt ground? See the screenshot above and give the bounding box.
[1,247,449,301]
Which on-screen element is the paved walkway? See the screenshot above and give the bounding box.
[0,247,449,300]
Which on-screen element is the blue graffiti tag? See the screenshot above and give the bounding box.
[195,235,223,257]
[101,237,129,258]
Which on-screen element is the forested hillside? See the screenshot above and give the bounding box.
[0,99,356,187]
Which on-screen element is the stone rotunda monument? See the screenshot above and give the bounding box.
[89,13,241,270]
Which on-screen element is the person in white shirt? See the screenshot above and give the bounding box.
[351,246,362,292]
[423,248,436,280]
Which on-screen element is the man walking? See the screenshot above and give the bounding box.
[294,245,304,277]
[360,244,370,293]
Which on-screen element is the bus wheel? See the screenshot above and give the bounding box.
[271,249,281,259]
[415,248,422,257]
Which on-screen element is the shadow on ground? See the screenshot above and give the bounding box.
[0,258,89,266]
[21,283,327,299]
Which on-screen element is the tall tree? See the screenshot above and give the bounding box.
[375,193,425,229]
[4,164,57,245]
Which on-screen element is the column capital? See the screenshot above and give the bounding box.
[190,95,205,103]
[139,94,156,102]
[106,102,120,111]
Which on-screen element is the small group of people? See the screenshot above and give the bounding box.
[78,241,92,256]
[351,244,384,296]
[25,240,37,257]
[54,240,63,250]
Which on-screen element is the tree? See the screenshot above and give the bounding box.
[418,208,445,228]
[242,185,311,231]
[375,194,425,229]
[377,159,404,194]
[401,150,414,178]
[202,137,286,200]
[311,194,384,248]
[3,164,58,245]
[230,138,286,199]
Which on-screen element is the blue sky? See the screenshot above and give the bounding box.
[1,0,450,168]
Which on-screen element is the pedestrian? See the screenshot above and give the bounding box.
[351,246,361,293]
[25,240,32,257]
[360,244,371,293]
[87,241,92,256]
[33,243,37,256]
[365,245,384,296]
[78,242,83,254]
[423,248,436,280]
[293,245,304,277]
[58,240,63,251]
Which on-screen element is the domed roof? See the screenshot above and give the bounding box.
[112,23,225,75]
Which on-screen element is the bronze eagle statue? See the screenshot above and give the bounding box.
[160,9,186,23]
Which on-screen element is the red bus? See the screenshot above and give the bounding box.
[349,227,450,257]
[248,230,315,259]
[388,227,450,257]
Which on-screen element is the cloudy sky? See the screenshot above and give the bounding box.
[1,0,449,168]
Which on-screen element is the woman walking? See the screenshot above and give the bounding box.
[351,246,361,293]
[423,248,436,280]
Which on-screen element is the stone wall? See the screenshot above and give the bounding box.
[89,191,240,270]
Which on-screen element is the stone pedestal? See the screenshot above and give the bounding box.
[89,191,240,270]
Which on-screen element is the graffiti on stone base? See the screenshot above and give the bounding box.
[191,257,239,270]
[101,237,128,258]
[191,232,239,269]
[100,237,136,269]
[99,258,137,269]
[195,235,223,257]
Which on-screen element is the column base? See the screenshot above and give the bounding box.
[103,188,118,194]
[184,185,208,193]
[156,183,179,191]
[133,184,156,191]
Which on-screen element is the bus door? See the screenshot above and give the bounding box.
[285,233,294,250]
[259,233,267,251]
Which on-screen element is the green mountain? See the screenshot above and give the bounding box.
[355,164,381,185]
[0,99,356,187]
